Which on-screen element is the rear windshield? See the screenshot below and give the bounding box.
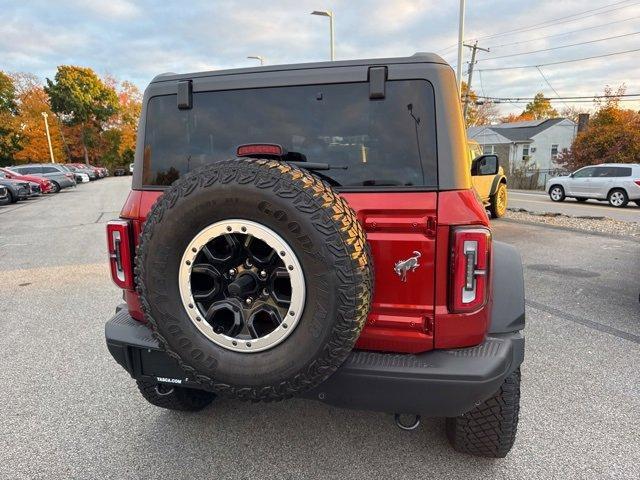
[142,80,437,188]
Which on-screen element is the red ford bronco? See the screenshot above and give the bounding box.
[105,53,525,458]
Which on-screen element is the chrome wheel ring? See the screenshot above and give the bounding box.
[178,219,305,353]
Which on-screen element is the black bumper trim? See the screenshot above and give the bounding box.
[106,306,524,417]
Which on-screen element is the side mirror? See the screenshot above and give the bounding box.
[569,172,575,178]
[471,154,499,176]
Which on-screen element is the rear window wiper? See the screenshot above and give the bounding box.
[288,162,348,171]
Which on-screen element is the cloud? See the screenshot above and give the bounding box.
[0,0,637,114]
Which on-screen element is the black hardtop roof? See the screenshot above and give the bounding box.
[150,52,447,84]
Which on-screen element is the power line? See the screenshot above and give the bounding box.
[485,15,640,49]
[536,66,571,110]
[437,1,639,56]
[477,31,640,62]
[477,93,640,100]
[472,0,640,42]
[476,47,640,71]
[481,98,640,104]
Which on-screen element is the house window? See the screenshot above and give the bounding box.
[551,144,559,157]
[522,145,529,160]
[482,145,494,154]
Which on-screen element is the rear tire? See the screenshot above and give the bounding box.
[607,189,628,208]
[50,181,60,193]
[136,380,216,411]
[549,185,565,202]
[489,182,508,218]
[446,368,521,458]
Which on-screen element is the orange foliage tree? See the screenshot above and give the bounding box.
[12,74,67,163]
[557,85,640,170]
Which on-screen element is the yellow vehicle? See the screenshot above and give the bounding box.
[467,140,508,218]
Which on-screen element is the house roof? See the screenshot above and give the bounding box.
[467,125,512,145]
[491,118,568,142]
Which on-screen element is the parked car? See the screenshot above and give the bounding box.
[0,185,8,205]
[68,163,98,181]
[27,182,42,197]
[546,163,640,207]
[8,164,76,192]
[66,165,91,183]
[113,167,127,176]
[0,167,54,194]
[105,53,525,458]
[129,163,134,174]
[468,140,508,218]
[0,177,30,203]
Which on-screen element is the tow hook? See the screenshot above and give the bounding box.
[394,413,421,431]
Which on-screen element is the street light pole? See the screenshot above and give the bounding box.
[41,112,55,164]
[311,10,334,61]
[247,55,264,65]
[456,0,466,95]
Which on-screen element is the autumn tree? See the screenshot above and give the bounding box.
[45,66,119,164]
[461,81,499,127]
[0,71,22,166]
[11,73,66,164]
[557,85,640,170]
[522,93,558,120]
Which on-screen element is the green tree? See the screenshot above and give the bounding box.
[0,71,22,166]
[45,66,119,164]
[522,93,558,120]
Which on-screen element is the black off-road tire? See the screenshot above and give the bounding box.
[136,158,373,402]
[136,380,216,411]
[489,182,508,218]
[446,368,521,458]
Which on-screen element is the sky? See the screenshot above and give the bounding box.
[1,0,639,115]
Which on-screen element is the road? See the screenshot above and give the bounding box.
[1,177,639,479]
[509,189,639,222]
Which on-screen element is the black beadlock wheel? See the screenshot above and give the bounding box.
[446,368,521,458]
[136,158,373,402]
[136,380,216,411]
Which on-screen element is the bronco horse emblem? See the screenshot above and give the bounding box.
[394,251,421,282]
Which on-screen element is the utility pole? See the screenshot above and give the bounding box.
[41,112,55,163]
[462,41,489,121]
[456,0,465,95]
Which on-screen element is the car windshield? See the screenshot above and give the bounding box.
[142,80,437,188]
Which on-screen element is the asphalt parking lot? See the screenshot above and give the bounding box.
[509,189,640,222]
[1,177,639,479]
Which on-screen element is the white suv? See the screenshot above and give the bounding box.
[546,163,640,208]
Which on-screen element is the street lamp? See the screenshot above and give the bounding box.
[247,55,264,65]
[41,112,55,164]
[311,10,334,61]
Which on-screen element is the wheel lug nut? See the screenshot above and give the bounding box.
[228,268,236,276]
[245,259,253,268]
[245,297,253,305]
[260,270,267,278]
[262,288,269,297]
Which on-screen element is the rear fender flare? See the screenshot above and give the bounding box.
[489,241,525,333]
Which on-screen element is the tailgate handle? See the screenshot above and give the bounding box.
[368,66,387,99]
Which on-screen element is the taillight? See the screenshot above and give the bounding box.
[634,179,640,187]
[107,220,134,289]
[450,227,491,313]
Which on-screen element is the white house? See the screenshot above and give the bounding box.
[468,118,577,175]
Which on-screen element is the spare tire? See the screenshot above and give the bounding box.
[136,158,373,401]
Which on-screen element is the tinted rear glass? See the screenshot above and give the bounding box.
[142,81,437,188]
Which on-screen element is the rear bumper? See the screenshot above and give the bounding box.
[106,306,524,417]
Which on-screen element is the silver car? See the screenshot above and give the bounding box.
[546,163,640,208]
[9,164,76,193]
